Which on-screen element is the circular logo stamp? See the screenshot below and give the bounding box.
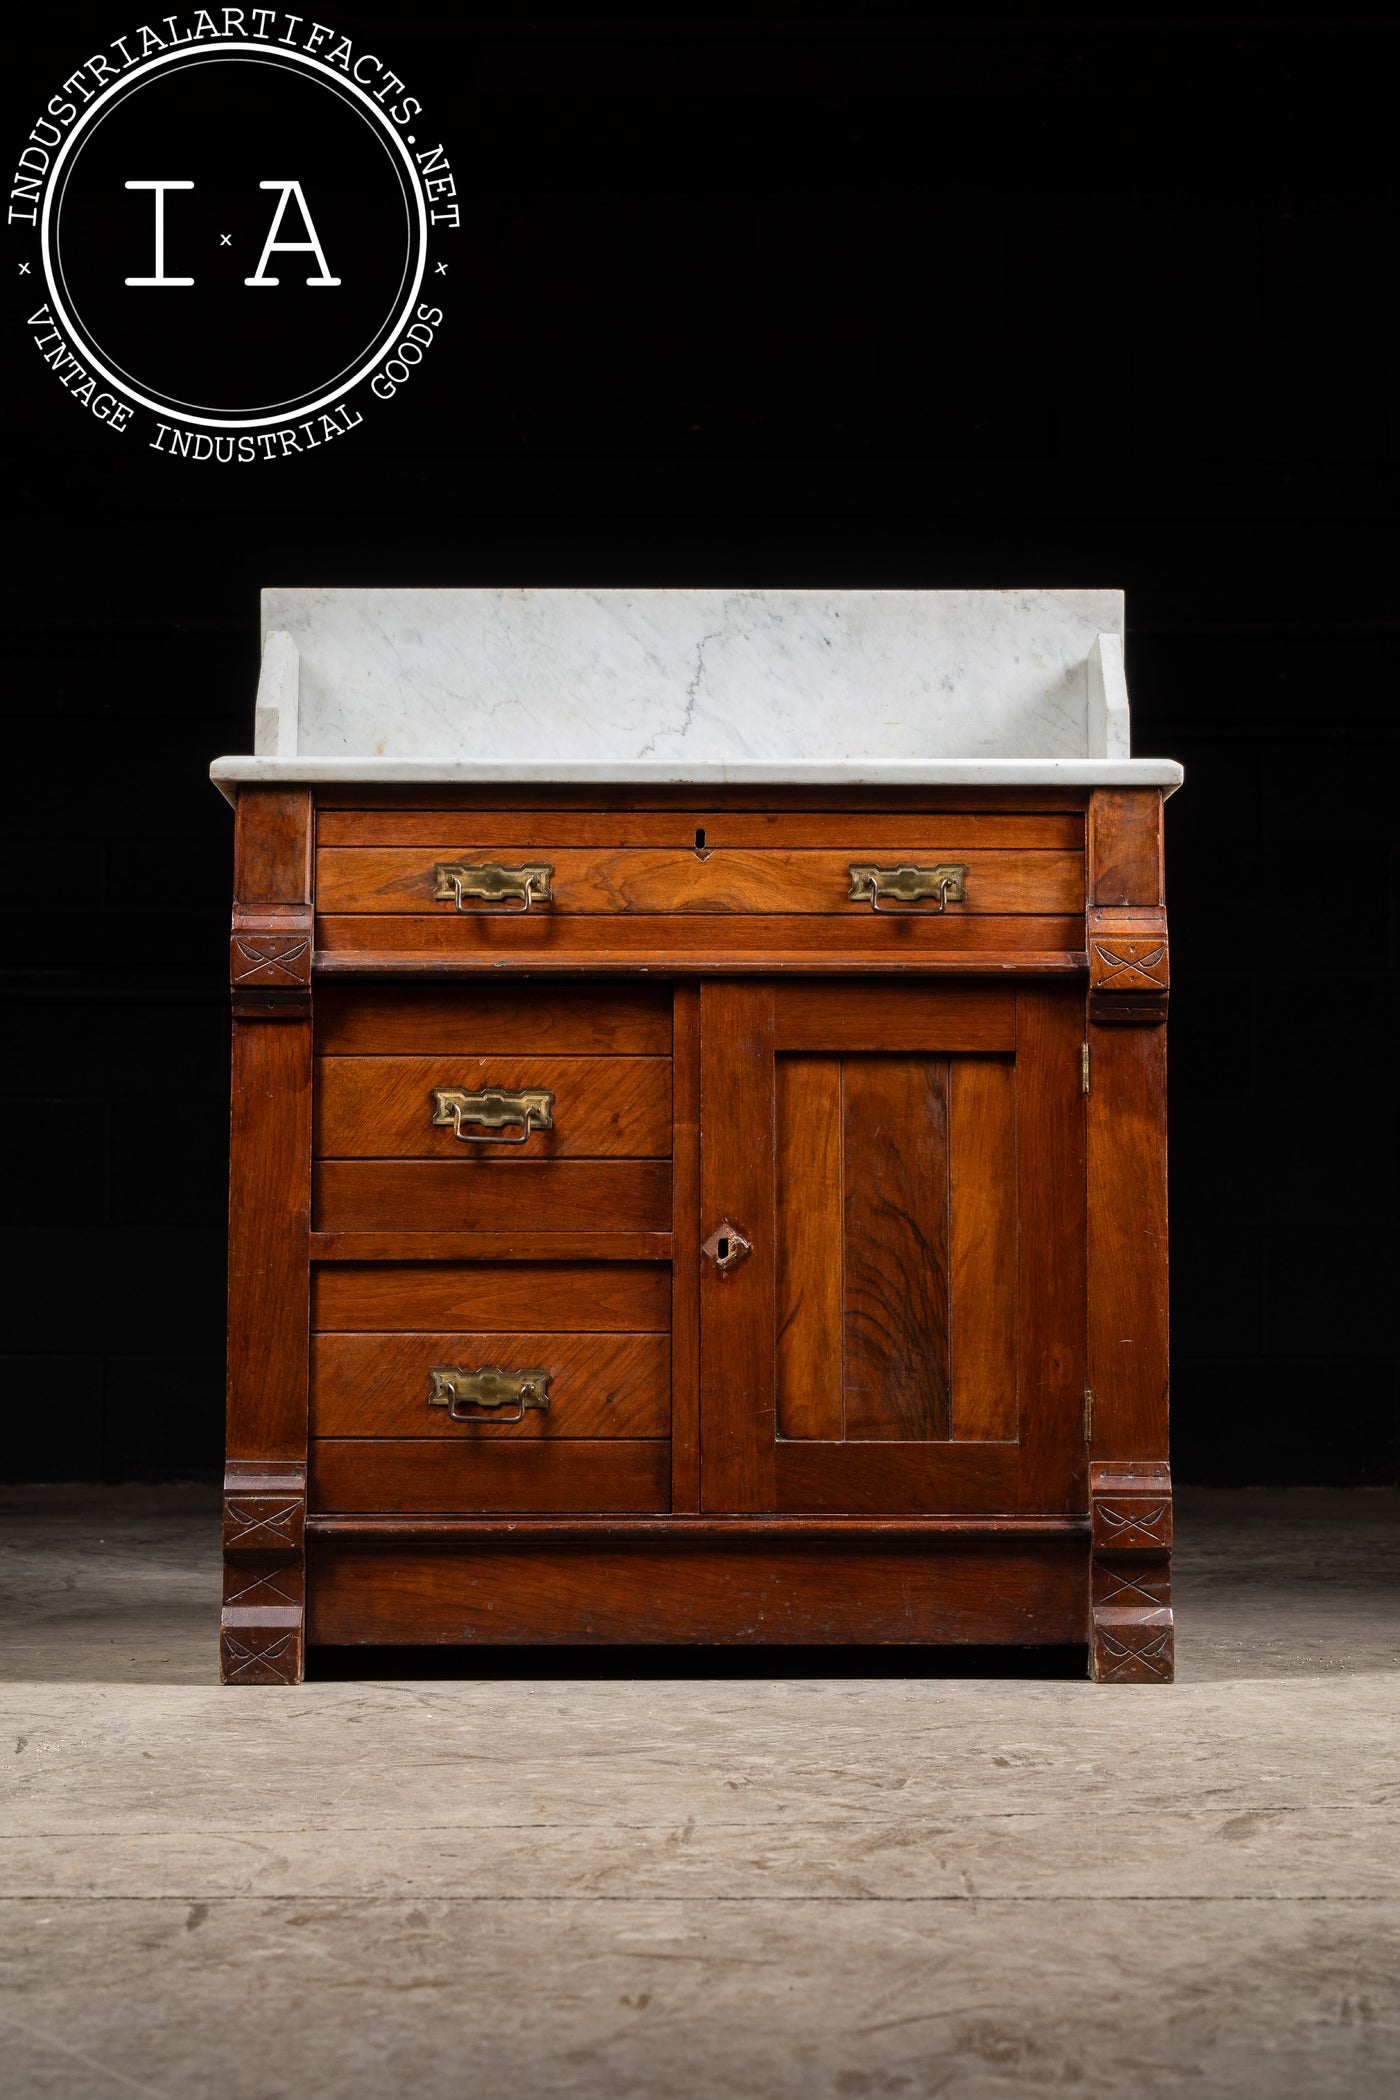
[10,13,456,459]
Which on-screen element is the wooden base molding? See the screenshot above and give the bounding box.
[1089,1460,1174,1682]
[307,1533,1089,1648]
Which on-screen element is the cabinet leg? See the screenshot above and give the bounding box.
[220,1461,306,1685]
[1089,1460,1174,1683]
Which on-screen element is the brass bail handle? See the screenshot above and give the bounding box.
[430,1087,555,1145]
[428,1365,553,1424]
[432,862,555,914]
[848,863,968,914]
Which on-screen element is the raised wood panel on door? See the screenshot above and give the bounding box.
[315,982,672,1056]
[316,1057,672,1159]
[312,1332,669,1437]
[318,810,1085,850]
[310,1439,671,1516]
[314,1160,671,1233]
[312,1261,671,1333]
[700,980,1084,1516]
[316,848,1083,914]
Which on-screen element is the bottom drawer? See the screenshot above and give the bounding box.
[310,1440,670,1515]
[312,1331,670,1437]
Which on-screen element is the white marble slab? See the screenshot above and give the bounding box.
[210,755,1183,804]
[212,587,1182,798]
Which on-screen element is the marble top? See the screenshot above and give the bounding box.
[210,587,1182,797]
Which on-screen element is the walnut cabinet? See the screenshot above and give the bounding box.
[223,784,1173,1683]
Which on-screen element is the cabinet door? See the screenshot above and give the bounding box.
[699,980,1085,1514]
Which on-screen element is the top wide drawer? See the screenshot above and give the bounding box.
[316,845,1084,916]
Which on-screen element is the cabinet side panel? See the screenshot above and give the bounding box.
[1087,1026,1169,1459]
[1013,987,1087,1512]
[228,1018,312,1457]
[235,788,312,905]
[224,789,313,1685]
[1088,789,1163,908]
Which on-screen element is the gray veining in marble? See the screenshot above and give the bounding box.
[262,586,1122,765]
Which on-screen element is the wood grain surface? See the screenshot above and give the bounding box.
[774,981,1014,1051]
[315,1056,672,1159]
[948,1057,1019,1442]
[310,1231,672,1264]
[310,1439,671,1516]
[1088,788,1164,908]
[775,1441,1024,1514]
[671,983,702,1512]
[318,809,1084,850]
[306,1533,1087,1644]
[840,1055,951,1441]
[316,846,1083,915]
[775,1056,843,1440]
[313,1261,671,1333]
[699,981,777,1512]
[313,1159,672,1233]
[1012,986,1087,1515]
[311,1332,670,1437]
[315,981,672,1057]
[315,783,1090,814]
[315,912,1086,967]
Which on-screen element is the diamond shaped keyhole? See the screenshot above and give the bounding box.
[702,1220,752,1274]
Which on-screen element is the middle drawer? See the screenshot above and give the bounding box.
[313,983,672,1234]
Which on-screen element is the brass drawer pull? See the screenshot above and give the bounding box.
[428,1365,552,1422]
[848,863,967,913]
[431,1087,554,1144]
[433,862,554,913]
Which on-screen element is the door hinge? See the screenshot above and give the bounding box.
[1083,1389,1095,1445]
[1081,1042,1091,1094]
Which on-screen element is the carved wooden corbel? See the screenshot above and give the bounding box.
[1090,1459,1174,1682]
[230,904,313,1018]
[220,1460,306,1684]
[1088,907,1169,1025]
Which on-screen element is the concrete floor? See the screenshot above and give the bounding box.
[1,1488,1396,2098]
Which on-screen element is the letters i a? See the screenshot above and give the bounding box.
[123,180,340,286]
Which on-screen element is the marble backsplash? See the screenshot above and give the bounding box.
[261,586,1125,764]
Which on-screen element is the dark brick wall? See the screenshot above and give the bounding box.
[2,11,1394,1481]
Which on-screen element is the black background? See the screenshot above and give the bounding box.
[2,8,1395,1486]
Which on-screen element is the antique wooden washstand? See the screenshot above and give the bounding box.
[213,588,1179,1683]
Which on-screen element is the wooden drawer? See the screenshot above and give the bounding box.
[310,1263,673,1511]
[314,1158,670,1232]
[312,1261,671,1331]
[309,1439,671,1515]
[316,1057,671,1160]
[316,981,672,1056]
[312,986,673,1233]
[312,1331,670,1437]
[316,844,1083,916]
